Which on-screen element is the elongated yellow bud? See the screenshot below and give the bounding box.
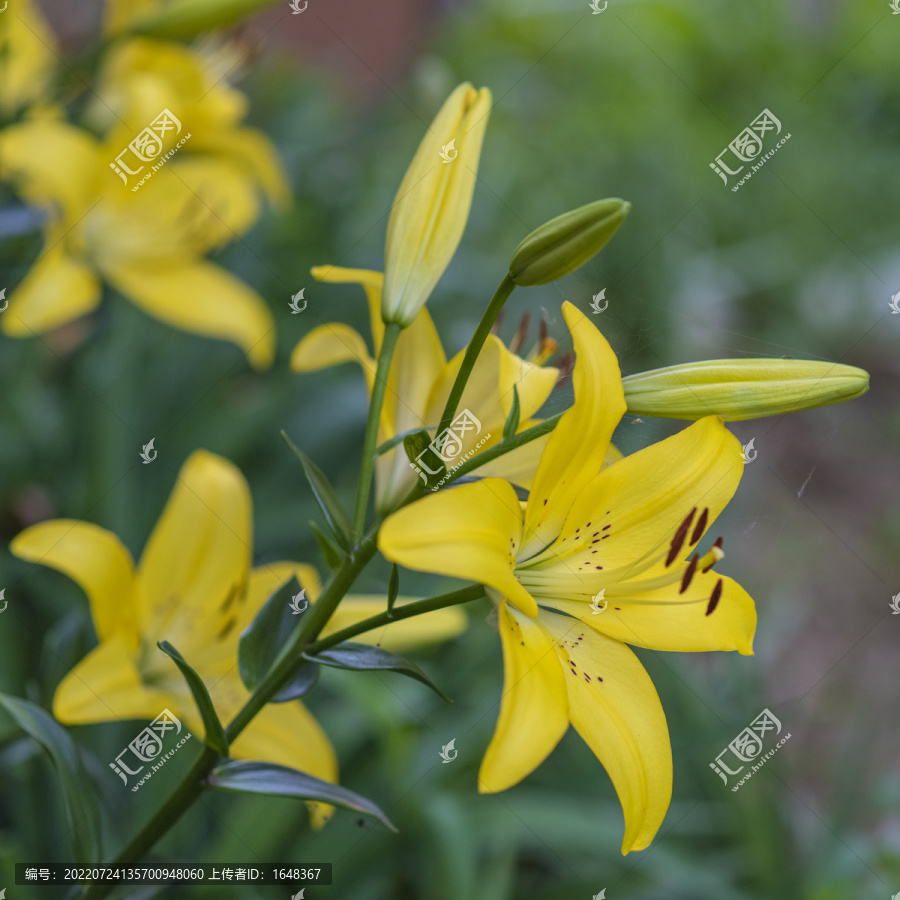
[508,198,630,287]
[622,359,869,421]
[382,83,492,327]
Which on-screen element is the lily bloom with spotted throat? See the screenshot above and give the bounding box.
[379,301,756,854]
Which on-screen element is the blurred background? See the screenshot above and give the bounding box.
[1,0,899,897]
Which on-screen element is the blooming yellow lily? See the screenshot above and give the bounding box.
[379,302,756,853]
[291,266,560,511]
[11,450,466,826]
[0,115,279,367]
[86,37,288,207]
[381,82,491,326]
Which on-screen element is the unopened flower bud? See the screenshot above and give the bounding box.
[508,198,630,287]
[622,358,869,421]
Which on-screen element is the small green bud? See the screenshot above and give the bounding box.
[508,198,631,287]
[622,359,869,422]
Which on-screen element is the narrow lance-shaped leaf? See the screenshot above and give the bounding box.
[282,430,352,550]
[387,563,400,617]
[207,760,397,832]
[304,642,452,702]
[502,385,521,441]
[0,693,102,864]
[311,520,343,570]
[157,641,228,755]
[238,575,319,702]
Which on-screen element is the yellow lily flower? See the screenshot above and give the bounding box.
[86,38,288,207]
[379,302,757,853]
[0,117,277,367]
[0,0,57,115]
[382,82,491,326]
[11,450,467,826]
[291,266,560,511]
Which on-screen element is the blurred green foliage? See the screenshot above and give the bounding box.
[2,0,899,897]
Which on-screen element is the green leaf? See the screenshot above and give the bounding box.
[502,385,521,440]
[157,642,228,755]
[0,693,102,863]
[403,429,444,486]
[207,760,397,831]
[304,642,452,702]
[273,660,320,703]
[375,427,429,458]
[237,576,320,702]
[311,520,343,570]
[403,429,433,465]
[281,430,352,550]
[387,564,400,617]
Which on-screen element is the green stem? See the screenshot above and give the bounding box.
[80,532,379,900]
[433,274,516,444]
[352,322,402,540]
[442,411,564,486]
[306,583,486,655]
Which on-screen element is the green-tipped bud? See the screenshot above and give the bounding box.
[508,198,631,287]
[622,359,869,422]
[123,0,279,39]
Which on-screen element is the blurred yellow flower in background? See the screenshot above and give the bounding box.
[0,9,288,368]
[11,450,467,826]
[291,265,560,511]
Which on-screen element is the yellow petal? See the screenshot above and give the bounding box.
[102,258,275,369]
[545,570,756,655]
[382,84,492,325]
[289,323,376,393]
[552,416,743,575]
[0,119,100,220]
[378,479,537,617]
[521,303,625,557]
[311,266,385,354]
[1,243,101,337]
[228,701,339,829]
[540,610,672,854]
[137,450,252,651]
[321,596,467,652]
[11,520,138,644]
[53,636,173,724]
[188,127,290,208]
[375,306,447,510]
[472,429,550,490]
[425,335,557,439]
[478,602,569,793]
[99,158,262,258]
[0,0,58,114]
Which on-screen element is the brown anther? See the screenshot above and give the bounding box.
[680,553,699,594]
[665,507,697,566]
[491,308,506,335]
[706,578,724,616]
[509,311,530,354]
[690,508,709,546]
